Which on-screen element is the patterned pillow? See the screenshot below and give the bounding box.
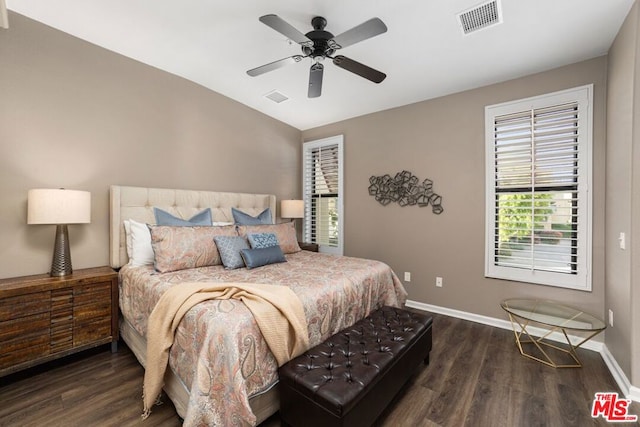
[240,246,287,269]
[237,222,300,254]
[231,207,272,225]
[149,225,237,273]
[247,232,279,249]
[214,236,249,269]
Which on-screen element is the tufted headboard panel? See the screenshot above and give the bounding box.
[109,185,276,268]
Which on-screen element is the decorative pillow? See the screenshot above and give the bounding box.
[247,232,279,249]
[231,207,272,225]
[123,219,154,267]
[237,222,301,254]
[149,225,237,273]
[154,207,213,226]
[214,236,249,269]
[240,246,287,269]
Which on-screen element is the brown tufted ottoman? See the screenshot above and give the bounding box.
[278,306,433,427]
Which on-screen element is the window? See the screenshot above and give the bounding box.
[303,135,344,255]
[484,85,592,291]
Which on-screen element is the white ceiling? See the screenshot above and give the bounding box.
[6,0,636,130]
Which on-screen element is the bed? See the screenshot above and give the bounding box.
[109,185,407,426]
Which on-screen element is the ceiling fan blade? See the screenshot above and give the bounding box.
[308,63,324,98]
[329,18,387,49]
[333,55,386,83]
[259,14,313,47]
[247,55,304,77]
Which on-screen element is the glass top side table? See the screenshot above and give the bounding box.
[500,298,606,368]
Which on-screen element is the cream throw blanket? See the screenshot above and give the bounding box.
[142,282,310,418]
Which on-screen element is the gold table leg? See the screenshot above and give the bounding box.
[506,313,602,368]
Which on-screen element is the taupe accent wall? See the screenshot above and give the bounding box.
[303,57,608,325]
[0,13,301,278]
[606,1,640,388]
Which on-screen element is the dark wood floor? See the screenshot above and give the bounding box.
[1,312,638,426]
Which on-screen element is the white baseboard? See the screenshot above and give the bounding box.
[405,299,638,403]
[600,345,633,399]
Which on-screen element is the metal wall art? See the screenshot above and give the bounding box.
[368,170,443,214]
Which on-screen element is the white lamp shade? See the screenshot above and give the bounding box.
[281,199,304,219]
[28,189,91,224]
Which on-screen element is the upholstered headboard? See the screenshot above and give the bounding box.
[109,185,276,269]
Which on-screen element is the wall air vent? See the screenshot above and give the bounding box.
[458,0,501,35]
[264,90,289,104]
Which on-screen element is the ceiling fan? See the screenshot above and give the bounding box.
[247,14,388,98]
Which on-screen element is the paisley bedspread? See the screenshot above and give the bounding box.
[119,250,407,426]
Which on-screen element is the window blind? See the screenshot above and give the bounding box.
[303,137,343,253]
[485,85,592,291]
[492,102,580,274]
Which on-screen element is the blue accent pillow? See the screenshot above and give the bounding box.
[214,236,249,269]
[240,245,286,269]
[231,207,272,225]
[247,233,279,249]
[154,207,212,226]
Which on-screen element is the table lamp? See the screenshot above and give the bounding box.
[27,188,91,277]
[281,200,304,221]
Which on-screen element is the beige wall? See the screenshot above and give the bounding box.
[606,1,640,388]
[303,57,608,324]
[0,13,301,278]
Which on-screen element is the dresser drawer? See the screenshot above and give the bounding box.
[74,282,111,305]
[0,312,50,342]
[0,292,50,321]
[0,331,50,369]
[74,317,112,347]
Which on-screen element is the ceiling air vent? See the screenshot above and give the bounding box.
[264,90,289,104]
[458,0,501,35]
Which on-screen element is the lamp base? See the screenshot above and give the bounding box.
[50,224,72,277]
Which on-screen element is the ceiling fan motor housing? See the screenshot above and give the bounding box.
[303,16,335,58]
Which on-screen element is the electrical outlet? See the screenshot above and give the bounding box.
[619,232,626,250]
[404,272,411,282]
[609,309,614,327]
[436,277,443,287]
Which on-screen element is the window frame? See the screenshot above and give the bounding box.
[302,135,344,255]
[484,85,593,291]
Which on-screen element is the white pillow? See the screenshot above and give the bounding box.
[123,219,133,258]
[123,219,154,267]
[212,221,234,226]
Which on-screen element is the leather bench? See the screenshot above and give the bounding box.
[278,306,433,427]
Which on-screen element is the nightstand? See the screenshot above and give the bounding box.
[0,266,119,377]
[298,242,319,252]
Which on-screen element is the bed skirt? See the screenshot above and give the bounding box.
[119,318,280,424]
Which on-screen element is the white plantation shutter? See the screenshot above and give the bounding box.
[485,86,592,291]
[303,136,344,255]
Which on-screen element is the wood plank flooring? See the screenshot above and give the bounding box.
[0,312,637,426]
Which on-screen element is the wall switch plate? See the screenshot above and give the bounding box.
[404,272,411,282]
[619,232,626,250]
[436,277,443,287]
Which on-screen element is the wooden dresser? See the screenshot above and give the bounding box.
[0,266,118,377]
